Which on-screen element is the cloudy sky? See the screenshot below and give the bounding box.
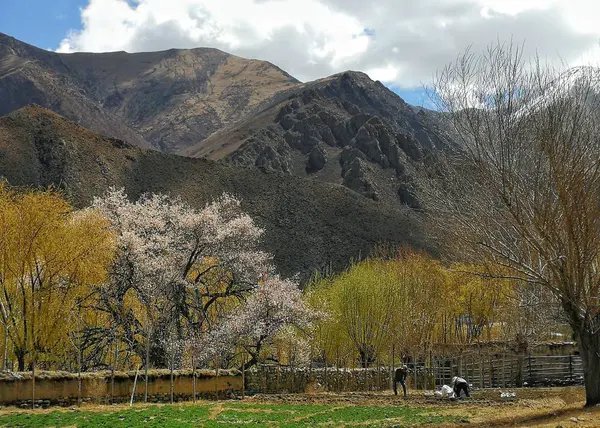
[2,0,600,105]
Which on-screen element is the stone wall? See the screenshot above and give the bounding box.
[246,366,394,394]
[0,370,242,407]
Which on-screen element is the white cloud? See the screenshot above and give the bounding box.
[57,0,600,88]
[367,64,399,82]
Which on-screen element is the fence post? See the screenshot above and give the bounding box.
[324,357,328,392]
[192,355,196,403]
[241,353,245,400]
[510,354,514,387]
[415,361,419,390]
[77,345,82,407]
[435,357,439,389]
[215,359,219,401]
[31,354,36,410]
[111,340,118,404]
[336,358,340,392]
[291,361,295,393]
[391,345,395,391]
[130,365,140,407]
[489,356,494,388]
[502,351,506,388]
[528,354,533,385]
[377,356,381,391]
[308,350,313,389]
[479,354,484,389]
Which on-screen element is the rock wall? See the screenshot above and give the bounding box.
[245,366,395,394]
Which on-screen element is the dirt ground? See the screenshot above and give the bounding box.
[243,387,600,427]
[0,387,597,427]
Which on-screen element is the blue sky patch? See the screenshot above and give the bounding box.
[0,0,87,50]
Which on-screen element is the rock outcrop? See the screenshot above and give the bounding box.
[189,71,453,205]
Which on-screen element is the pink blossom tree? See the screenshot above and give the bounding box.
[92,188,272,369]
[197,275,317,369]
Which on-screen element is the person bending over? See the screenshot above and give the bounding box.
[451,376,470,398]
[393,365,408,398]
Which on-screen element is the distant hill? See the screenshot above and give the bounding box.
[0,33,300,152]
[0,105,429,282]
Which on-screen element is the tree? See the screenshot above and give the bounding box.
[418,41,600,405]
[315,261,400,367]
[443,266,512,345]
[307,251,449,367]
[92,188,271,368]
[197,275,316,370]
[0,183,114,371]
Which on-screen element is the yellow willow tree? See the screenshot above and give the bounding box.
[306,278,358,367]
[307,261,399,367]
[388,250,448,360]
[441,266,513,345]
[307,251,449,367]
[0,184,114,371]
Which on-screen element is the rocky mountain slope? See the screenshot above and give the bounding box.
[0,105,428,282]
[0,33,452,208]
[184,71,453,206]
[0,33,299,152]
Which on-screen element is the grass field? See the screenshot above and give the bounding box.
[0,387,598,427]
[0,402,454,427]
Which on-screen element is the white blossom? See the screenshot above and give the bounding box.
[197,275,317,364]
[92,188,274,365]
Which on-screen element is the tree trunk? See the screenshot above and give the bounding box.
[145,325,150,403]
[169,352,174,404]
[3,324,8,371]
[77,346,82,407]
[577,328,600,407]
[16,350,25,372]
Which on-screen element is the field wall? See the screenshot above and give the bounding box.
[0,370,241,408]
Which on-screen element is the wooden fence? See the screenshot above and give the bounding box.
[412,354,583,389]
[250,354,584,393]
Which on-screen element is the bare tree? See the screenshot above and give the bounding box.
[418,40,600,406]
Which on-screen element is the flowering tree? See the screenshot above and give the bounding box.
[92,188,272,368]
[197,275,316,369]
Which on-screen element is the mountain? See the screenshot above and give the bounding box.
[0,33,452,207]
[0,105,428,282]
[0,33,300,152]
[0,34,151,149]
[183,71,453,206]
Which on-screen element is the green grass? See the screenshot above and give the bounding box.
[0,402,459,427]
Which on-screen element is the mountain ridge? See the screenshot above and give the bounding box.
[0,32,451,208]
[0,32,300,152]
[185,70,452,206]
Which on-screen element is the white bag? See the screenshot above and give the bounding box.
[440,384,455,398]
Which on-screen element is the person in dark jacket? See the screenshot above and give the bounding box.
[451,376,470,398]
[393,365,408,397]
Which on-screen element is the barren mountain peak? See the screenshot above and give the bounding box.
[0,34,300,152]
